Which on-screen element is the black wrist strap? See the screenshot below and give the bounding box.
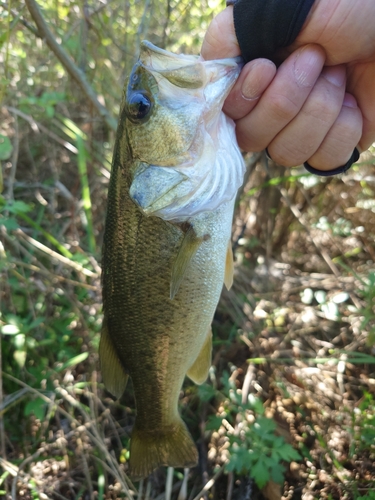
[231,0,315,63]
[303,148,360,177]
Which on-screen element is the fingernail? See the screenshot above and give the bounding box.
[322,65,346,87]
[241,60,275,100]
[241,73,262,100]
[343,92,358,108]
[293,45,324,88]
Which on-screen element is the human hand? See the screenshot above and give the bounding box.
[201,5,373,171]
[287,0,375,153]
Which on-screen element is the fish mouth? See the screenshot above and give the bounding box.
[139,40,243,93]
[140,39,243,68]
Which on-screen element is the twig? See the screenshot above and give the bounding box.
[0,2,39,35]
[226,472,234,500]
[16,229,98,278]
[24,0,117,131]
[177,469,189,500]
[279,187,362,310]
[145,480,152,500]
[6,112,19,201]
[3,105,78,153]
[191,465,226,500]
[81,450,94,500]
[241,363,256,404]
[165,467,174,500]
[3,373,135,499]
[0,241,6,462]
[55,386,135,497]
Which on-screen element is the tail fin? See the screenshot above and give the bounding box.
[129,418,198,479]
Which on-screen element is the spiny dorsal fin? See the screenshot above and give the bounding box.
[224,242,234,290]
[99,320,128,399]
[170,226,205,299]
[186,328,212,385]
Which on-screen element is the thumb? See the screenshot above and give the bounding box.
[201,6,241,60]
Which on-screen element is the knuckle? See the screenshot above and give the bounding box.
[309,122,362,169]
[307,90,339,124]
[268,143,302,167]
[267,92,299,122]
[337,118,362,146]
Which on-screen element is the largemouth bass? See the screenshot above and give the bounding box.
[100,41,245,479]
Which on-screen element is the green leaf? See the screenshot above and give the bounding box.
[0,134,12,160]
[205,415,224,431]
[4,200,32,214]
[270,463,286,484]
[27,317,46,330]
[0,216,19,230]
[198,382,217,402]
[251,459,270,488]
[278,443,300,462]
[56,352,89,372]
[227,446,253,474]
[24,397,47,421]
[252,416,276,437]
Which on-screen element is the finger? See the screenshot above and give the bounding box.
[201,7,240,60]
[235,44,326,152]
[347,61,375,151]
[223,59,276,120]
[266,65,347,166]
[306,93,363,170]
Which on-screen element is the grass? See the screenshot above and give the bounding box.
[1,148,375,498]
[1,1,375,498]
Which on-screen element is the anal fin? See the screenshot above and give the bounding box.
[170,225,205,299]
[186,328,212,385]
[99,320,128,399]
[224,242,234,290]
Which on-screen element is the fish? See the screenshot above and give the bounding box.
[100,40,245,479]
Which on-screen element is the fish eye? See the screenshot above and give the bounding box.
[126,92,152,122]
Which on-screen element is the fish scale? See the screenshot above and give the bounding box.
[100,41,245,479]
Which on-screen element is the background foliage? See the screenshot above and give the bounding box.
[1,1,375,499]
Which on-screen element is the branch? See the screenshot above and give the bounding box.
[0,2,39,36]
[24,0,117,132]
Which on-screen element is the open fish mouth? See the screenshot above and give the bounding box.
[128,41,246,222]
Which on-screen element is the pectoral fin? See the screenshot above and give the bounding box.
[224,243,234,290]
[99,320,128,399]
[186,329,212,385]
[170,226,205,299]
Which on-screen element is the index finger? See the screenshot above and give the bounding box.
[236,44,326,152]
[201,7,240,60]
